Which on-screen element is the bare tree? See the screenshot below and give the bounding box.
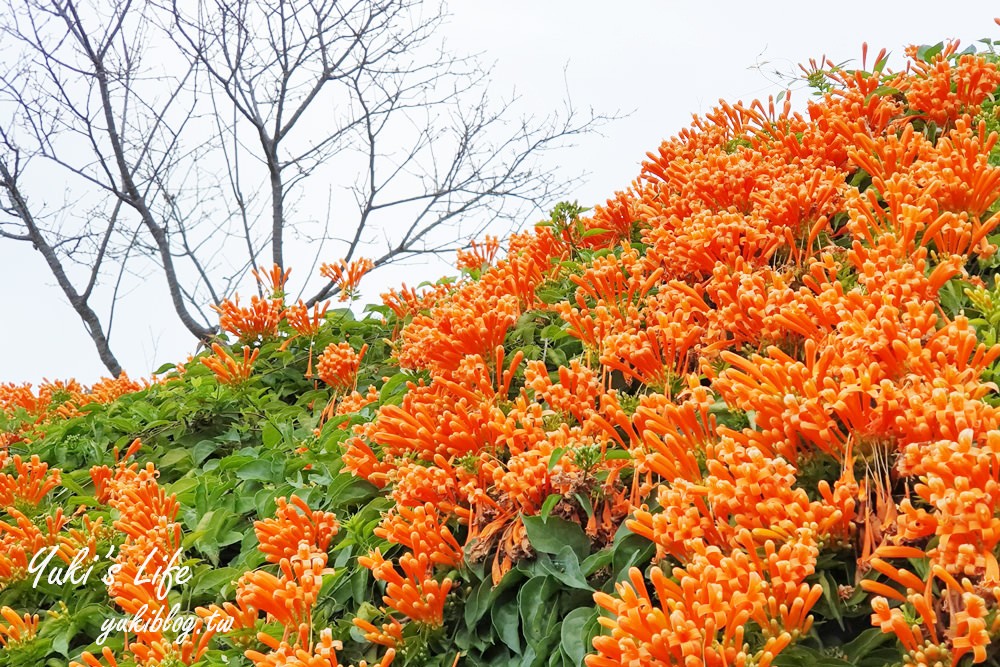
[0,0,609,374]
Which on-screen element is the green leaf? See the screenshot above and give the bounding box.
[560,606,599,665]
[518,575,560,650]
[581,548,613,577]
[491,594,522,655]
[540,324,568,340]
[772,646,853,667]
[191,439,218,466]
[381,372,414,400]
[611,532,656,581]
[262,422,282,448]
[523,515,590,561]
[540,493,562,520]
[547,447,567,471]
[159,447,192,471]
[574,492,594,520]
[869,85,901,98]
[841,627,893,662]
[326,473,379,508]
[536,547,592,591]
[464,577,493,628]
[818,571,844,630]
[191,566,240,597]
[58,473,87,495]
[916,42,944,63]
[236,459,278,482]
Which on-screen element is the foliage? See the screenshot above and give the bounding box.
[5,28,1000,667]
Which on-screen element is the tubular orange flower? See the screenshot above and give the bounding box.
[320,257,375,301]
[352,616,404,649]
[246,629,396,667]
[456,235,501,271]
[212,295,284,341]
[901,46,1000,127]
[360,549,452,626]
[0,607,38,647]
[254,496,339,564]
[0,454,60,506]
[236,545,333,634]
[70,647,120,667]
[374,503,464,569]
[201,343,259,385]
[316,342,367,390]
[196,600,259,634]
[283,299,330,338]
[253,264,292,298]
[128,619,215,666]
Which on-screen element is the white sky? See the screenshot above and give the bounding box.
[3,1,999,385]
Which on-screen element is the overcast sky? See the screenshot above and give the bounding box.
[3,1,999,385]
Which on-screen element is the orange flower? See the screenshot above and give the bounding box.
[0,607,38,647]
[374,503,464,569]
[320,258,375,301]
[353,616,404,649]
[284,300,330,338]
[252,263,292,299]
[254,496,339,564]
[0,454,60,506]
[212,295,284,341]
[316,342,367,390]
[456,235,501,272]
[201,343,259,385]
[246,628,396,667]
[901,46,1000,127]
[196,600,259,635]
[236,545,332,636]
[128,620,215,666]
[334,385,380,419]
[70,647,120,667]
[360,549,452,626]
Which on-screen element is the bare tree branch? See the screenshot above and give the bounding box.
[0,0,616,372]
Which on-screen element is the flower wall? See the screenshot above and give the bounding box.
[4,35,1000,667]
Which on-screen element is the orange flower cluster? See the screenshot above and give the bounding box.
[902,42,1000,127]
[213,295,285,342]
[0,454,60,506]
[591,538,822,667]
[74,439,214,667]
[255,495,340,564]
[375,504,464,570]
[198,497,396,667]
[253,264,293,298]
[0,444,79,589]
[317,342,368,391]
[201,343,260,385]
[285,300,331,338]
[380,282,453,321]
[0,374,145,445]
[209,264,296,342]
[394,246,547,376]
[320,258,375,302]
[0,505,69,585]
[335,38,1000,666]
[456,236,501,272]
[359,549,452,627]
[0,606,38,647]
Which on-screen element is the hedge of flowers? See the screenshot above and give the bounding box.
[3,31,1000,667]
